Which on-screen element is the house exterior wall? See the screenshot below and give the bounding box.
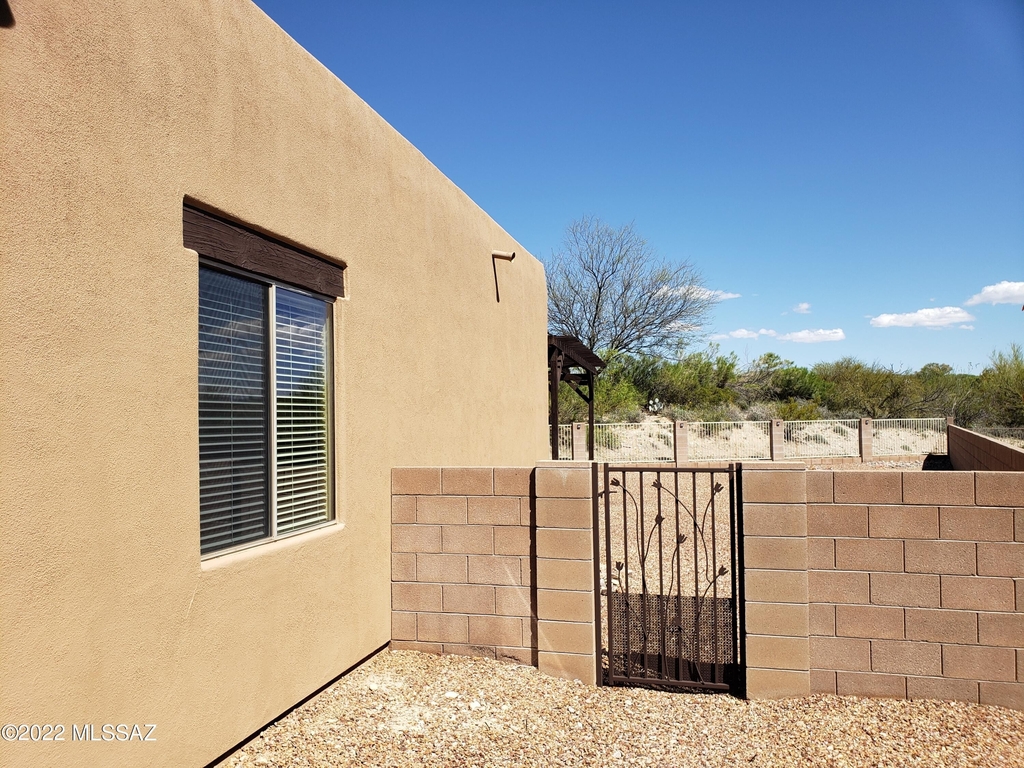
[0,2,548,766]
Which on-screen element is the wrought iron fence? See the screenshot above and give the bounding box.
[688,421,770,461]
[594,422,674,463]
[599,464,742,692]
[974,426,1024,450]
[557,424,572,459]
[872,418,947,456]
[782,419,860,459]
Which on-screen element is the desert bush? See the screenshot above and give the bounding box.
[552,343,1024,427]
[773,365,828,402]
[647,347,739,409]
[979,344,1024,426]
[555,352,646,423]
[776,398,825,421]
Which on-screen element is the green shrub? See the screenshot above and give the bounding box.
[776,398,825,421]
[550,343,1022,426]
[979,344,1024,426]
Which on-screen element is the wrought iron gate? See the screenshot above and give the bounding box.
[597,464,744,693]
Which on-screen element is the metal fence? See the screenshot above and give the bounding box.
[975,427,1024,450]
[556,416,949,462]
[594,422,674,463]
[687,421,770,461]
[872,418,947,456]
[557,424,572,459]
[781,420,860,459]
[599,465,741,692]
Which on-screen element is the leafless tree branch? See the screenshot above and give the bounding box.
[547,216,716,357]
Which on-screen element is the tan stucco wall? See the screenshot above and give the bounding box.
[0,1,548,765]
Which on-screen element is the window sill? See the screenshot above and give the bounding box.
[200,520,342,571]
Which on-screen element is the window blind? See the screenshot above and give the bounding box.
[198,267,269,554]
[274,288,330,534]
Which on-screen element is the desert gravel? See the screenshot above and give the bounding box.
[224,650,1024,767]
[809,460,933,471]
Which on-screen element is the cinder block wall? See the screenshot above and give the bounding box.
[805,470,1024,710]
[392,464,1022,709]
[742,464,811,699]
[391,467,535,664]
[534,463,598,685]
[390,465,598,684]
[949,425,1024,472]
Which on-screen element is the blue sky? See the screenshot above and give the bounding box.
[252,0,1023,372]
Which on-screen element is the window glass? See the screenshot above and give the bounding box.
[198,267,269,554]
[275,287,331,534]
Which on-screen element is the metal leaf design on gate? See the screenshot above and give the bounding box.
[601,466,740,692]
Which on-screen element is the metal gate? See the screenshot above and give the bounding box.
[597,464,744,693]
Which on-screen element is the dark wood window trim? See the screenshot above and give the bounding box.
[184,204,345,298]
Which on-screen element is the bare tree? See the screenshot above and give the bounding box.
[546,216,716,357]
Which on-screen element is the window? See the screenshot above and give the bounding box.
[187,205,343,556]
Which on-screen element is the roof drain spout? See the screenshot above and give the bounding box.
[491,251,515,302]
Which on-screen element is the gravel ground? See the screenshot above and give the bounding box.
[809,460,936,471]
[223,650,1024,767]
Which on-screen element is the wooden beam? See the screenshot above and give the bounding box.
[184,205,345,298]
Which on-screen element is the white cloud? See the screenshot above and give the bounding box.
[729,329,760,339]
[711,327,774,340]
[965,281,1024,306]
[869,307,975,328]
[793,302,811,314]
[686,286,741,301]
[959,325,974,330]
[777,328,845,343]
[712,327,842,343]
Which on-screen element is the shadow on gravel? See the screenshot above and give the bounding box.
[922,454,953,471]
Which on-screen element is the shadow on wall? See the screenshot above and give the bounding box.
[0,1,13,28]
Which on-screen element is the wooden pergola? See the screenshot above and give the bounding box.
[548,335,606,460]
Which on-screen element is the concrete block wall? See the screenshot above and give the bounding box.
[949,425,1024,472]
[391,465,598,685]
[742,464,810,699]
[392,463,1022,708]
[805,470,1024,710]
[534,463,598,685]
[390,467,535,664]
